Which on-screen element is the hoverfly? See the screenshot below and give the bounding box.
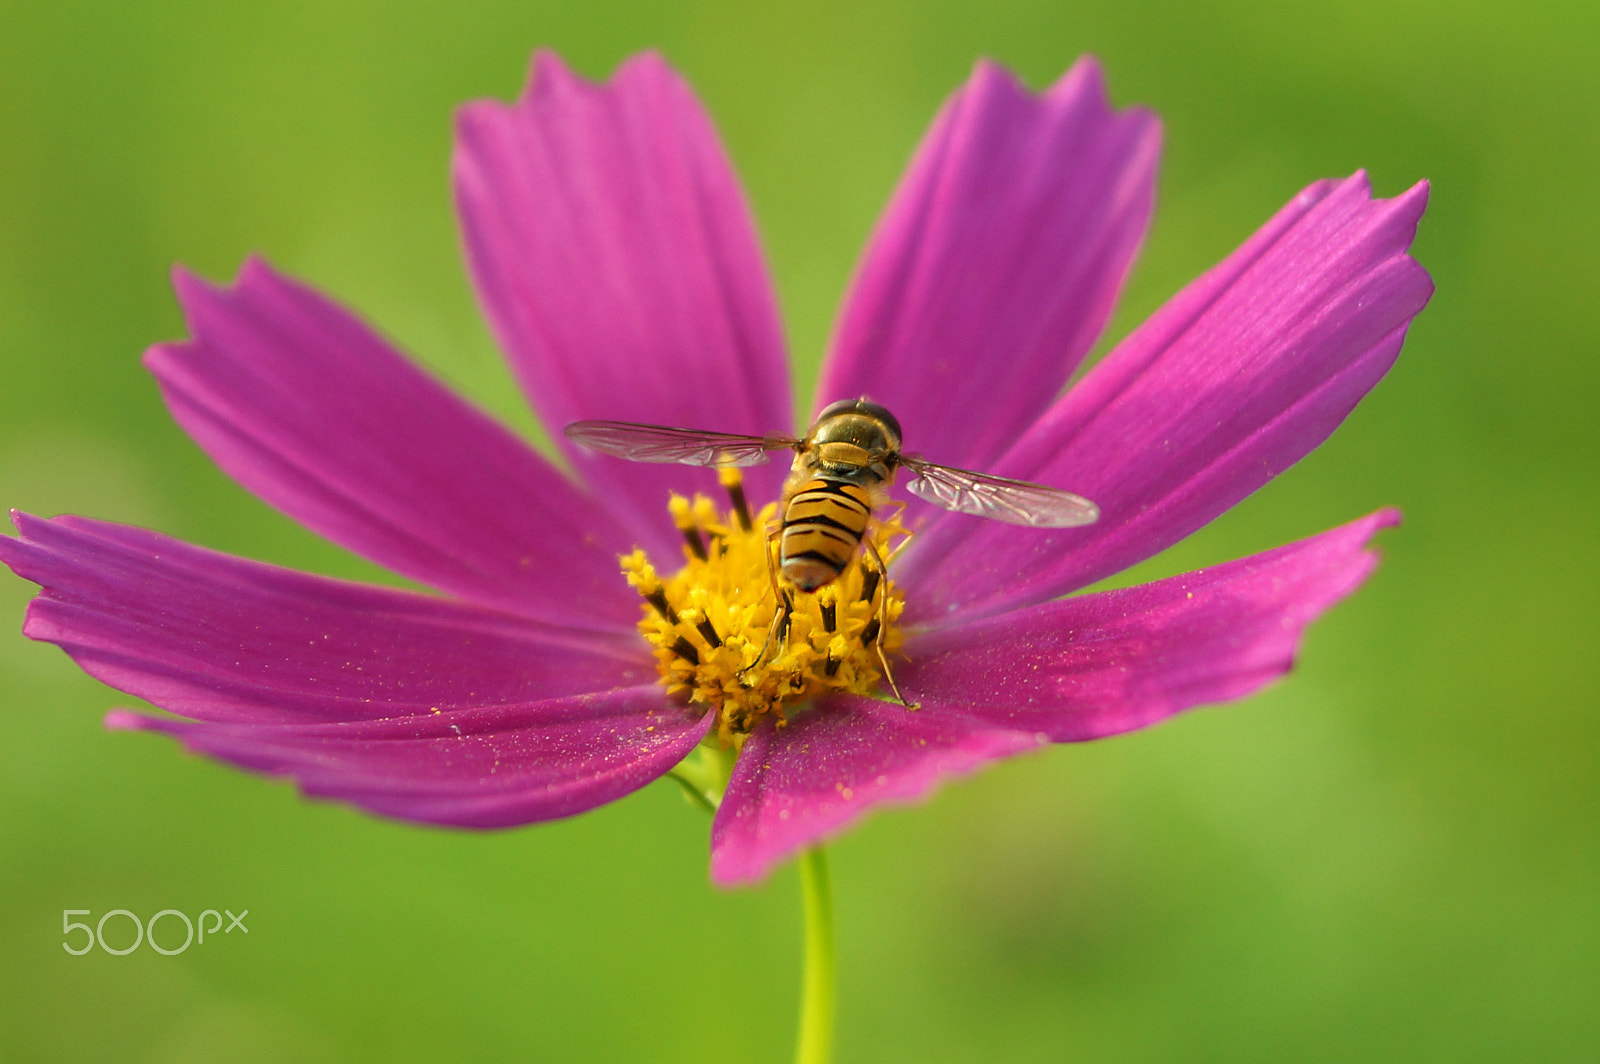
[565,398,1097,702]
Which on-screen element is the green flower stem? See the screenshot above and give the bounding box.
[795,846,836,1064]
[666,740,738,812]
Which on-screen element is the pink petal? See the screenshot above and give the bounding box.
[1,513,650,724]
[454,51,793,551]
[108,685,711,828]
[709,697,1045,886]
[818,57,1159,478]
[899,173,1432,623]
[709,509,1394,884]
[901,509,1399,737]
[145,258,640,630]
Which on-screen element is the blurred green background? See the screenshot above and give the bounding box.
[2,1,1595,1061]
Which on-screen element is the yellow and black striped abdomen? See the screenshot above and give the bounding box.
[779,477,875,591]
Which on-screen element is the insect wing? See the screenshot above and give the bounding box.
[902,457,1100,528]
[564,420,798,467]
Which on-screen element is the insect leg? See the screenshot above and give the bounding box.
[738,531,792,680]
[861,535,917,710]
[878,498,914,564]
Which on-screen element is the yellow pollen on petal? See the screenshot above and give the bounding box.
[619,470,909,740]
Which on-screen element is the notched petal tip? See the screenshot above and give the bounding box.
[161,262,226,338]
[1322,170,1430,258]
[142,250,641,627]
[963,52,1107,111]
[1049,54,1110,109]
[1064,52,1108,80]
[517,47,677,107]
[10,508,48,536]
[616,49,674,82]
[452,46,792,547]
[820,50,1163,482]
[965,55,1019,93]
[1,510,57,580]
[1392,179,1433,258]
[528,47,574,93]
[901,162,1432,618]
[1373,504,1403,530]
[153,254,299,372]
[166,261,206,300]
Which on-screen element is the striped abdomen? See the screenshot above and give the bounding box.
[779,477,875,592]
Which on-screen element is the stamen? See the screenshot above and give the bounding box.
[621,493,910,737]
[691,495,721,545]
[719,465,753,532]
[622,551,682,625]
[669,495,708,561]
[646,588,679,624]
[699,621,723,647]
[859,563,881,604]
[825,633,852,679]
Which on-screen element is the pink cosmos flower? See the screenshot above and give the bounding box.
[0,52,1430,887]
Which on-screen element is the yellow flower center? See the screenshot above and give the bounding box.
[620,468,909,742]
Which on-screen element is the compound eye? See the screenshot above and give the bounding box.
[814,398,903,444]
[815,398,860,422]
[854,401,901,443]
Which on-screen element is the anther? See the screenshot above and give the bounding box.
[643,587,680,626]
[859,564,882,604]
[860,617,882,647]
[824,633,849,678]
[695,616,723,649]
[670,636,701,665]
[820,601,837,632]
[719,465,753,532]
[669,495,708,561]
[684,589,723,649]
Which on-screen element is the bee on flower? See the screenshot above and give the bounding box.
[566,397,1098,722]
[0,50,1430,887]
